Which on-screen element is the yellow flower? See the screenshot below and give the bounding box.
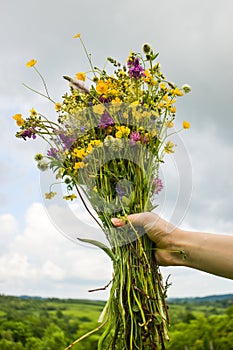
[74,162,85,170]
[165,121,174,128]
[164,141,175,154]
[170,106,176,114]
[115,126,131,138]
[93,104,105,114]
[72,148,86,159]
[12,113,25,126]
[160,82,167,90]
[26,59,37,67]
[130,100,140,108]
[63,194,77,200]
[30,108,37,116]
[111,97,122,104]
[183,120,190,129]
[45,192,57,199]
[172,87,184,97]
[55,102,62,111]
[73,33,81,38]
[76,72,86,81]
[90,140,102,146]
[96,80,108,94]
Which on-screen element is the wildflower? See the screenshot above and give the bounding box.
[183,120,190,129]
[55,102,62,111]
[47,147,59,158]
[129,131,141,145]
[63,194,77,200]
[142,43,152,54]
[59,133,76,150]
[153,178,163,194]
[73,33,81,38]
[45,191,57,199]
[20,128,36,140]
[127,57,145,79]
[93,104,105,115]
[164,141,175,154]
[115,125,131,138]
[96,80,108,94]
[37,161,48,171]
[74,161,85,170]
[169,106,176,114]
[12,113,25,126]
[34,153,43,161]
[182,84,191,94]
[172,87,184,97]
[104,135,115,147]
[165,121,174,128]
[115,183,127,200]
[26,59,37,67]
[76,72,86,81]
[160,82,167,90]
[80,125,86,133]
[72,148,86,159]
[98,111,114,128]
[30,108,37,116]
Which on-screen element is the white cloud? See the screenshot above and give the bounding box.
[0,203,112,299]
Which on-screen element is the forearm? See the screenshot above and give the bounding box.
[170,229,233,279]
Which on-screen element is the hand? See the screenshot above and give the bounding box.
[111,212,183,266]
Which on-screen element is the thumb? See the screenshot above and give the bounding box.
[111,212,158,228]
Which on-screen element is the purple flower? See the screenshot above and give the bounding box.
[59,133,76,150]
[80,125,86,133]
[47,147,59,159]
[153,178,163,194]
[98,111,115,128]
[128,57,145,79]
[129,131,141,146]
[20,128,36,140]
[115,183,127,200]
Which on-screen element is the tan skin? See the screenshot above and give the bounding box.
[111,212,233,280]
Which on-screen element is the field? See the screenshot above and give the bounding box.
[0,294,232,349]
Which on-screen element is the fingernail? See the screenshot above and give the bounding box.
[111,218,123,225]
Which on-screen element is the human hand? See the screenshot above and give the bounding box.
[111,212,183,266]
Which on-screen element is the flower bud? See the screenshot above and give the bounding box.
[182,84,191,94]
[142,43,152,54]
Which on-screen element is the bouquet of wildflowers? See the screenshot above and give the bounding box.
[13,34,190,350]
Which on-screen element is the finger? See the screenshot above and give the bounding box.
[111,218,125,227]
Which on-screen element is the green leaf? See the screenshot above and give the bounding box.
[77,238,116,262]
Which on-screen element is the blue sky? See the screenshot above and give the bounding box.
[0,0,233,300]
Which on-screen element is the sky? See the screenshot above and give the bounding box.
[0,0,233,300]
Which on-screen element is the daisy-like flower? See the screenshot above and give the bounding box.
[26,59,37,67]
[76,72,86,81]
[73,33,81,38]
[55,102,62,111]
[30,108,37,116]
[183,120,190,129]
[12,113,25,126]
[164,141,175,154]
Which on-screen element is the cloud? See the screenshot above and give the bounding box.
[0,203,112,299]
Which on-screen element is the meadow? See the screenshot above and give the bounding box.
[0,294,232,349]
